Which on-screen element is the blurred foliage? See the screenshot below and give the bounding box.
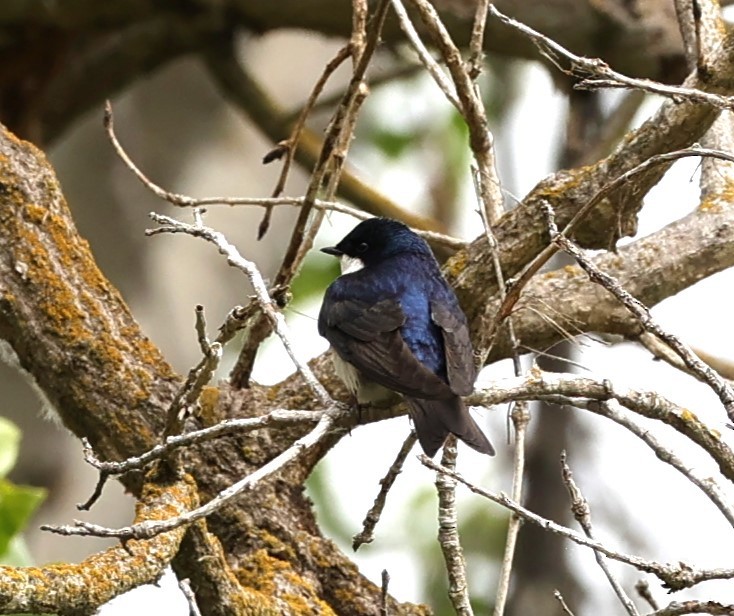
[481,56,522,123]
[305,462,355,547]
[0,417,46,566]
[291,252,341,306]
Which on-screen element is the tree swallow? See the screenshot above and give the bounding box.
[318,218,494,457]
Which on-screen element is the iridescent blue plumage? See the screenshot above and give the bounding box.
[318,218,494,457]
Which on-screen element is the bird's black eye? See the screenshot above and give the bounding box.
[357,242,368,253]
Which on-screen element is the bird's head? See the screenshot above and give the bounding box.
[321,218,431,273]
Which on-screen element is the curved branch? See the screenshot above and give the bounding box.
[0,470,195,614]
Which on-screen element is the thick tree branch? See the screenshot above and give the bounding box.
[0,469,195,614]
[0,123,427,615]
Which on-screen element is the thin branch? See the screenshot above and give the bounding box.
[465,370,734,484]
[492,401,529,616]
[79,409,320,486]
[560,451,640,616]
[43,405,347,541]
[179,578,202,616]
[467,0,490,79]
[554,590,577,616]
[599,400,734,529]
[541,200,734,421]
[420,455,734,592]
[635,579,660,610]
[146,212,332,407]
[260,44,352,238]
[80,301,225,510]
[230,0,391,385]
[486,4,734,110]
[103,108,466,250]
[435,436,473,616]
[389,0,461,110]
[645,600,734,616]
[491,146,734,343]
[405,0,504,223]
[283,62,424,122]
[637,333,734,386]
[201,45,443,234]
[164,301,223,438]
[353,432,417,551]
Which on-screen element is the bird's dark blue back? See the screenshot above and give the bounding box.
[323,252,452,379]
[318,216,493,456]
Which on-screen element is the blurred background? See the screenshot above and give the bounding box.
[2,6,734,615]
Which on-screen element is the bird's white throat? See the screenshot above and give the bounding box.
[340,254,365,275]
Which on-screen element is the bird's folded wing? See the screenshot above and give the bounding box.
[431,300,477,396]
[321,298,452,399]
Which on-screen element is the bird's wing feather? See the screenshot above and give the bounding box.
[321,298,453,399]
[431,300,477,396]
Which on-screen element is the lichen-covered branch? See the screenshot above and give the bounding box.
[0,470,195,614]
[0,123,428,615]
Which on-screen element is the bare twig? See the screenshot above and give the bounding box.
[486,4,734,110]
[492,401,529,616]
[599,400,734,529]
[179,578,202,616]
[465,369,734,484]
[146,212,332,406]
[541,200,734,421]
[491,146,734,349]
[44,405,347,540]
[560,451,640,616]
[260,44,352,238]
[405,0,504,223]
[231,0,391,385]
[352,432,417,551]
[380,569,390,616]
[636,579,660,611]
[103,102,464,250]
[164,301,223,438]
[554,590,577,616]
[79,409,320,489]
[645,600,734,615]
[420,455,734,591]
[79,301,224,510]
[389,0,461,110]
[435,436,473,616]
[467,0,490,79]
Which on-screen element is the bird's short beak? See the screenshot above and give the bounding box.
[321,246,343,257]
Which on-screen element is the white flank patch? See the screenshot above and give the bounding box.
[340,255,364,275]
[332,353,361,395]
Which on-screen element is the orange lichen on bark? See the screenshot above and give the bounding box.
[0,471,196,614]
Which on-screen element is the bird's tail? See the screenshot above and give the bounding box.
[405,396,494,457]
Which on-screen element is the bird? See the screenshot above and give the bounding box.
[318,217,494,457]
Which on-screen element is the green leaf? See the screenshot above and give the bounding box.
[0,478,46,556]
[0,417,20,479]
